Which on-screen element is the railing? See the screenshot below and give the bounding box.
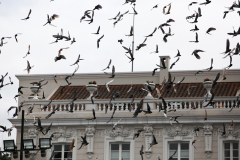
[24,97,238,113]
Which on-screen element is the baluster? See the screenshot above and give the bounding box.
[223,101,226,108]
[103,104,106,112]
[65,104,67,111]
[198,101,201,109]
[98,104,101,111]
[117,104,119,111]
[76,104,79,111]
[193,102,196,109]
[50,104,53,112]
[216,101,219,108]
[120,104,123,111]
[170,102,173,109]
[179,102,182,110]
[59,104,62,111]
[189,102,192,109]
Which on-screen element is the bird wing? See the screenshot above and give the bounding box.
[106,79,114,92]
[28,9,32,17]
[198,7,201,15]
[99,34,104,40]
[142,38,147,44]
[167,3,171,13]
[112,65,115,76]
[92,109,96,119]
[213,73,220,83]
[70,139,75,152]
[107,59,112,68]
[130,26,133,35]
[226,39,230,52]
[156,88,161,98]
[58,47,69,56]
[151,27,157,35]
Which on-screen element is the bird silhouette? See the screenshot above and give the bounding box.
[21,9,31,20]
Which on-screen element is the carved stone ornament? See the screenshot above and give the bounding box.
[206,151,212,158]
[144,125,153,133]
[164,124,191,137]
[144,125,153,159]
[85,126,96,135]
[105,126,134,137]
[48,127,76,139]
[219,124,240,140]
[203,124,213,133]
[204,124,213,158]
[28,128,39,138]
[87,152,94,159]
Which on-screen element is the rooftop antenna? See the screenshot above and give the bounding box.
[131,3,137,72]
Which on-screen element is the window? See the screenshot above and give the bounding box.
[110,143,130,160]
[224,142,239,160]
[169,142,189,160]
[53,144,72,160]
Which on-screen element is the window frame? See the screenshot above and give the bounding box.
[52,144,73,160]
[168,142,190,160]
[218,134,240,160]
[163,135,194,160]
[223,141,239,160]
[104,136,135,160]
[46,142,76,160]
[110,143,130,160]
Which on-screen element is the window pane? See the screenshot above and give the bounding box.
[225,143,230,149]
[169,151,178,158]
[65,145,70,151]
[225,150,230,157]
[233,150,238,157]
[233,143,239,149]
[224,158,230,160]
[123,159,130,160]
[181,158,189,160]
[111,151,119,158]
[181,143,189,150]
[64,152,72,158]
[181,150,189,157]
[54,152,62,158]
[54,145,62,151]
[122,151,130,158]
[122,144,130,150]
[111,144,119,150]
[233,158,239,160]
[170,143,178,150]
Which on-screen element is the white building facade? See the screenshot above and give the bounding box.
[9,56,240,160]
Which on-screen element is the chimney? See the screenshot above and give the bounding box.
[159,56,171,85]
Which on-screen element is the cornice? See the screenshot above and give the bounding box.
[8,114,240,127]
[15,69,240,80]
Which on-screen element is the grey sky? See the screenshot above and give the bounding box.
[0,0,240,149]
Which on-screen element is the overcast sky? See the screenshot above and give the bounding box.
[0,0,240,150]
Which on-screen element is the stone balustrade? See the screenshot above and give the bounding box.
[23,97,238,114]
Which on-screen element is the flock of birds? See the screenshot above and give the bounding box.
[1,0,240,159]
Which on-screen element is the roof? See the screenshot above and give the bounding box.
[50,82,240,100]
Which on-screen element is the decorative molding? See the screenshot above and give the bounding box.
[144,125,153,159]
[219,124,240,140]
[164,124,191,140]
[28,128,38,138]
[203,124,213,158]
[105,126,134,138]
[203,124,213,133]
[86,126,95,159]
